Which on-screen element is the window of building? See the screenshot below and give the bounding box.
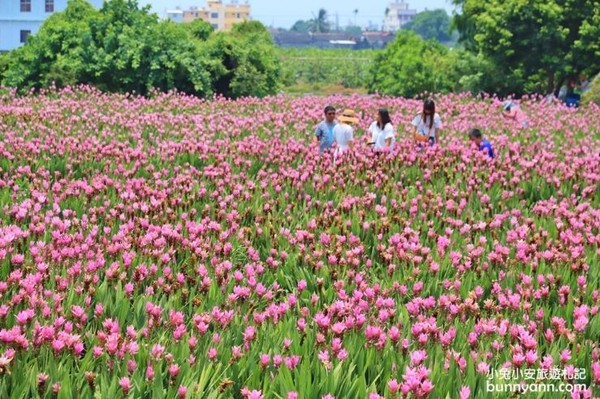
[211,23,218,29]
[45,0,54,12]
[20,0,31,12]
[20,30,31,43]
[211,12,219,19]
[237,13,240,18]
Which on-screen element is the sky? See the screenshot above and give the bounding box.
[140,0,456,29]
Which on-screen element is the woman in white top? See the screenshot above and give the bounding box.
[333,109,358,161]
[368,108,395,151]
[412,99,442,146]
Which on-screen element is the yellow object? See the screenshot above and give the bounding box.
[338,109,359,124]
[183,0,251,32]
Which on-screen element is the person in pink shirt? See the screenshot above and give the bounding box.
[502,100,528,128]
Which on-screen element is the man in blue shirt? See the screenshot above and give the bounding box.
[314,106,337,154]
[469,129,494,159]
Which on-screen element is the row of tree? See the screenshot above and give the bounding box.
[0,0,598,99]
[288,8,455,44]
[452,0,600,95]
[370,0,600,97]
[0,0,280,98]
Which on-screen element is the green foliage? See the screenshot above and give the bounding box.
[452,0,600,95]
[448,50,522,95]
[1,0,280,98]
[0,52,9,82]
[83,0,211,95]
[403,9,453,43]
[231,20,270,36]
[368,31,455,97]
[582,73,600,106]
[278,48,377,90]
[290,20,312,33]
[2,0,98,90]
[203,21,280,98]
[290,8,330,33]
[184,19,214,41]
[366,31,516,97]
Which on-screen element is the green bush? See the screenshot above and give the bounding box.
[368,31,455,97]
[202,21,281,98]
[582,73,600,106]
[1,0,280,98]
[0,53,8,82]
[367,31,518,97]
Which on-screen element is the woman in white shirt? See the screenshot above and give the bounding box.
[412,99,442,146]
[333,109,358,161]
[368,108,395,151]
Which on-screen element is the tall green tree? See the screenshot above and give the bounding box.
[204,21,280,98]
[403,9,452,43]
[185,19,214,41]
[290,20,312,33]
[369,31,455,97]
[1,0,280,98]
[314,9,331,33]
[452,0,600,94]
[290,9,330,33]
[2,0,99,89]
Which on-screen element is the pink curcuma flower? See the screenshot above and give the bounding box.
[37,373,49,386]
[151,344,165,359]
[388,379,400,393]
[247,389,264,399]
[232,346,243,359]
[591,362,600,384]
[297,280,307,291]
[259,353,270,367]
[169,364,180,379]
[410,350,427,366]
[560,349,572,363]
[459,386,471,399]
[146,365,155,381]
[1,89,598,399]
[119,377,131,395]
[177,385,188,399]
[336,349,348,361]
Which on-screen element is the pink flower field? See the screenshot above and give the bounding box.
[0,87,599,398]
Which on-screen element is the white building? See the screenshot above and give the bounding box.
[383,0,416,32]
[165,8,184,23]
[0,0,104,52]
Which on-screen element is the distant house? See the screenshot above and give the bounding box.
[361,31,395,48]
[270,31,313,48]
[0,0,104,52]
[167,0,251,32]
[270,30,394,50]
[383,0,416,32]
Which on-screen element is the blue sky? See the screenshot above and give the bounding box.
[140,0,456,29]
